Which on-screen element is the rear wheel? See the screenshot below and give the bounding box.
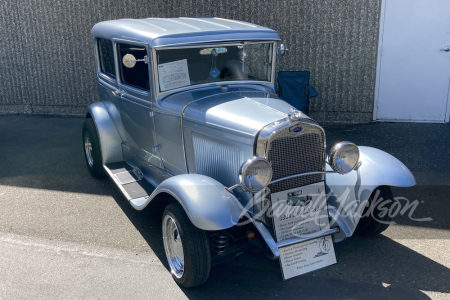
[355,186,394,236]
[82,118,105,178]
[162,203,211,287]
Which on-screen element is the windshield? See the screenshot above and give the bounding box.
[155,42,274,93]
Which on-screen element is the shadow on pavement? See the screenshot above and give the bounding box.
[180,235,449,299]
[0,116,114,196]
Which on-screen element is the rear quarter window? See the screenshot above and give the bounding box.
[98,38,115,78]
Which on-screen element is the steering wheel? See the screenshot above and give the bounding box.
[220,60,248,80]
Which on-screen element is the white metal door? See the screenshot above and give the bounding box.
[375,0,450,122]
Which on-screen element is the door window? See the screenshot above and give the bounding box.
[117,43,150,91]
[98,38,115,78]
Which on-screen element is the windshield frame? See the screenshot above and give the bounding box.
[152,41,277,97]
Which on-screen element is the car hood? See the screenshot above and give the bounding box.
[158,87,312,136]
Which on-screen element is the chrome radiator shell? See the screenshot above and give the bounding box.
[254,118,326,225]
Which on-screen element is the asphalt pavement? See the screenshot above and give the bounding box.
[0,115,449,299]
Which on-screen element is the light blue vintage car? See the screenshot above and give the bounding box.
[83,17,416,287]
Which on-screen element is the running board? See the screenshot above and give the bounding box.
[103,162,155,203]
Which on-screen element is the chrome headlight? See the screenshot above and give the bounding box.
[328,142,360,174]
[239,157,273,193]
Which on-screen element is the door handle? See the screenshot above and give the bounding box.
[112,90,121,97]
[440,46,450,52]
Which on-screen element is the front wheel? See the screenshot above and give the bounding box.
[355,186,394,236]
[162,203,211,288]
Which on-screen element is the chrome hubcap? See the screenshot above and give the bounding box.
[84,133,93,167]
[162,215,184,278]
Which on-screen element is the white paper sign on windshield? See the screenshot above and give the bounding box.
[158,59,191,92]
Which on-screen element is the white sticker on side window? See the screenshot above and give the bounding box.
[158,59,191,92]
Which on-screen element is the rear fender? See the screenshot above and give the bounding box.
[325,146,416,238]
[130,174,245,231]
[86,102,123,164]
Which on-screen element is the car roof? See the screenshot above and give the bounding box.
[92,17,280,47]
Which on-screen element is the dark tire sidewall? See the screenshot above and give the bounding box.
[163,203,211,287]
[355,186,394,236]
[82,118,105,178]
[163,208,190,286]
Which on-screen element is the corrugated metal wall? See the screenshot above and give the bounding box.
[0,0,381,123]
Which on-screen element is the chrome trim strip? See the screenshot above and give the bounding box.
[276,227,340,248]
[269,171,337,184]
[245,97,287,116]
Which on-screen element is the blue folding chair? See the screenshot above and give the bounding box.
[277,71,319,114]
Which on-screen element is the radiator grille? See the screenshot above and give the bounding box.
[268,129,325,193]
[263,122,325,225]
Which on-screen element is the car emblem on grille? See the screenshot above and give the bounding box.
[290,126,303,133]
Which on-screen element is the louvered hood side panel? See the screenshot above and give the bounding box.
[192,134,244,187]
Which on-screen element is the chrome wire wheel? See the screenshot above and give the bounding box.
[162,215,185,278]
[84,132,94,167]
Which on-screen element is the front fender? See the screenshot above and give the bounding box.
[87,102,123,164]
[325,146,416,238]
[130,174,245,231]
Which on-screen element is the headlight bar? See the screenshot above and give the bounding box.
[226,142,361,193]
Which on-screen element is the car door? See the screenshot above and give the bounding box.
[115,40,162,168]
[95,38,126,140]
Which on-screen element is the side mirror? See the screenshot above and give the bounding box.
[277,44,289,56]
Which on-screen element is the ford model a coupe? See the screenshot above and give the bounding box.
[84,17,416,287]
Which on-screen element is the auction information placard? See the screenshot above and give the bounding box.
[271,182,329,243]
[270,181,337,280]
[158,59,191,92]
[279,235,336,280]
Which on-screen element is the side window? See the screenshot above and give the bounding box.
[117,43,150,91]
[98,38,115,78]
